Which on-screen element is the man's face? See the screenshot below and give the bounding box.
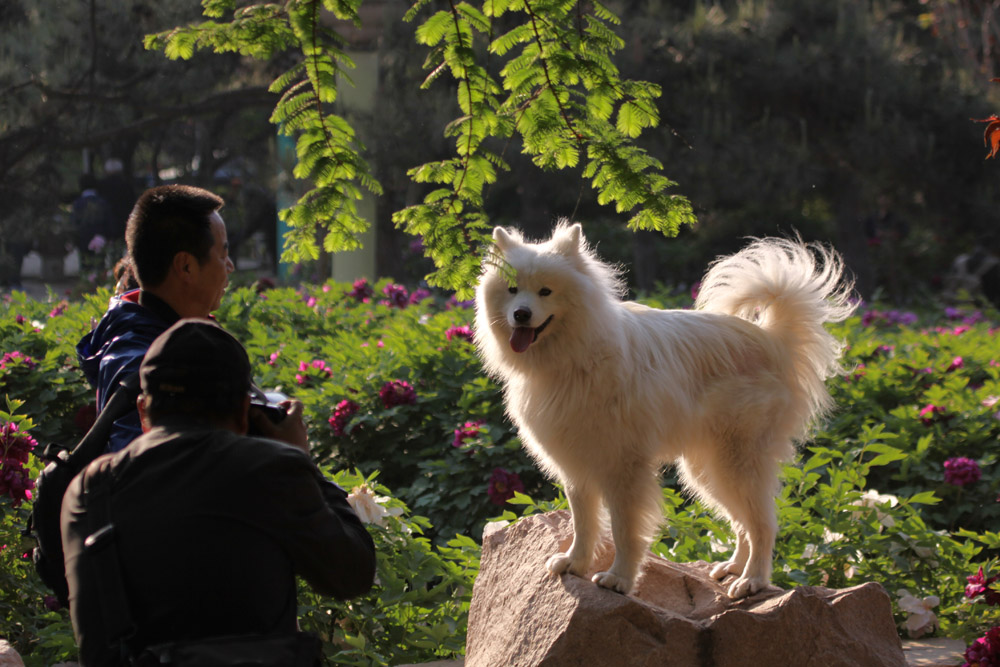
[193,212,234,315]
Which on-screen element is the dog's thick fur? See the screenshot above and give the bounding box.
[474,223,856,598]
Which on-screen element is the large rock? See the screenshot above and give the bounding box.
[466,511,905,667]
[0,640,25,667]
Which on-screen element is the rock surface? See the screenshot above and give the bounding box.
[0,640,25,667]
[466,511,906,667]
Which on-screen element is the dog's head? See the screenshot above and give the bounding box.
[475,222,619,363]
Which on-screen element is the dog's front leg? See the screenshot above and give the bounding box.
[546,482,600,578]
[593,473,662,595]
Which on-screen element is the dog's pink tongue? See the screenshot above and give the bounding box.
[509,327,535,353]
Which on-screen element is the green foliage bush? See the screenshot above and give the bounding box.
[1,284,999,663]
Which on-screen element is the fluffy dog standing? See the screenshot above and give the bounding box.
[474,223,856,598]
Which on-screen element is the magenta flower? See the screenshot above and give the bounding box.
[379,380,416,408]
[488,467,525,506]
[944,457,981,487]
[328,400,360,436]
[409,288,432,305]
[296,359,332,385]
[268,351,280,366]
[452,420,484,448]
[382,283,409,309]
[305,296,317,308]
[445,325,474,343]
[963,626,1000,667]
[48,302,68,318]
[966,567,1000,606]
[918,404,947,426]
[445,295,475,310]
[0,422,38,507]
[0,351,37,371]
[348,278,373,301]
[14,314,25,325]
[947,356,965,372]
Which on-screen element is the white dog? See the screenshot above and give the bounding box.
[474,223,855,598]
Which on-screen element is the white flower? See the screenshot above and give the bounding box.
[896,589,939,638]
[346,484,404,527]
[851,489,899,528]
[983,395,1000,409]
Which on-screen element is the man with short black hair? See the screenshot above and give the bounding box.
[77,185,235,451]
[61,319,376,667]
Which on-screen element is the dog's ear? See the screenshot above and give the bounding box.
[552,223,583,256]
[493,226,515,252]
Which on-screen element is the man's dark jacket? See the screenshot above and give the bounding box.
[76,290,180,452]
[61,427,376,667]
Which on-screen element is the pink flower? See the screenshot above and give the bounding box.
[296,359,332,384]
[919,404,947,426]
[14,314,24,325]
[488,467,524,506]
[445,325,474,343]
[0,351,37,371]
[48,302,68,318]
[382,283,409,309]
[348,278,373,301]
[88,234,107,253]
[328,400,359,436]
[947,356,965,372]
[963,626,1000,667]
[305,296,317,308]
[966,567,1000,605]
[944,457,981,487]
[268,351,280,366]
[379,380,416,408]
[452,420,484,447]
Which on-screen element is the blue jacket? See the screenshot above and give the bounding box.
[77,290,180,452]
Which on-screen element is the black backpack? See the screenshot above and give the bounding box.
[29,373,141,606]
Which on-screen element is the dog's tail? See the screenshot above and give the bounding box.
[694,237,857,420]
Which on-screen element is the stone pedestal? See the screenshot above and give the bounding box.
[466,511,906,667]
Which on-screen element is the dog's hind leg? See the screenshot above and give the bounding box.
[709,522,750,580]
[714,456,781,599]
[546,482,601,578]
[592,469,662,595]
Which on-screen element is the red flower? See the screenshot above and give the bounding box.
[452,420,483,447]
[379,380,416,408]
[328,400,359,436]
[488,467,524,506]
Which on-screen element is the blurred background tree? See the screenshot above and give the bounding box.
[2,0,999,301]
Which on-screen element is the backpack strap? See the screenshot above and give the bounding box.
[29,371,142,606]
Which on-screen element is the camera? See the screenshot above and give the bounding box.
[249,389,288,430]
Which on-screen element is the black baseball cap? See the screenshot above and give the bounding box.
[140,318,252,399]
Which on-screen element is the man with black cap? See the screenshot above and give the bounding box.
[61,319,376,667]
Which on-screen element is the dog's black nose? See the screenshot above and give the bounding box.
[513,307,532,324]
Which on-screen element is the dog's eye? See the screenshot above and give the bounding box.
[508,286,518,294]
[539,288,552,297]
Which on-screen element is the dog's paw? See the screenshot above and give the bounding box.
[726,575,767,599]
[546,553,585,576]
[592,571,634,595]
[709,560,742,580]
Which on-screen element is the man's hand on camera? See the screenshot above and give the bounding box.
[249,400,309,454]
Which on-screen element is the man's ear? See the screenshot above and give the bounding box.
[137,394,153,433]
[171,251,197,284]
